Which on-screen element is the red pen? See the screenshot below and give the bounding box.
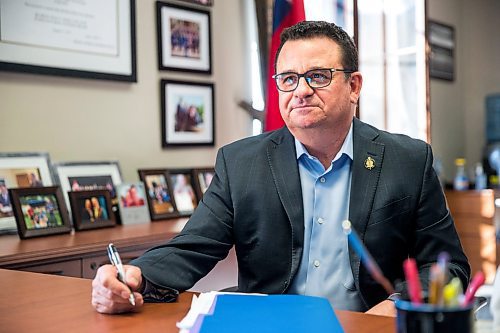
[461,271,485,306]
[403,258,423,304]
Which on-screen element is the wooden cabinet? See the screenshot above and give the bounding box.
[445,190,499,283]
[0,218,238,291]
[0,219,188,279]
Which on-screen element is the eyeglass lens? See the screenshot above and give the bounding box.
[276,69,333,91]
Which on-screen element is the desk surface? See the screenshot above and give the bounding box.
[0,269,395,333]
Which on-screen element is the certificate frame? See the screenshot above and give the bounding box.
[156,1,212,74]
[161,79,215,147]
[0,0,137,82]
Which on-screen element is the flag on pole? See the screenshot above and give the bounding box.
[264,0,305,131]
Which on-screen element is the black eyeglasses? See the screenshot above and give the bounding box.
[272,68,354,92]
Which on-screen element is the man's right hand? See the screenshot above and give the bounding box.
[92,264,144,314]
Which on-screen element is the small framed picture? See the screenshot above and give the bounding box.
[428,20,455,81]
[9,186,71,239]
[193,167,215,199]
[52,161,122,219]
[161,79,215,147]
[156,1,212,73]
[138,169,177,220]
[68,190,116,231]
[116,182,150,225]
[0,152,54,233]
[169,169,198,216]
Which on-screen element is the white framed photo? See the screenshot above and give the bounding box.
[52,161,122,218]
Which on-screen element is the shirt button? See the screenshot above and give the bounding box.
[317,218,324,224]
[320,177,326,183]
[313,260,320,267]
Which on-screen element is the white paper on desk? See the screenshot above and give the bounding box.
[176,291,266,333]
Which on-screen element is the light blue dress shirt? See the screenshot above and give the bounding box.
[287,124,364,311]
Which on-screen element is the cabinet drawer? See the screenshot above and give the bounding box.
[82,249,147,279]
[18,260,82,277]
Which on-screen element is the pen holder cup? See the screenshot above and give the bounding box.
[395,300,474,333]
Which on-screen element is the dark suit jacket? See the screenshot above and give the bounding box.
[132,118,470,310]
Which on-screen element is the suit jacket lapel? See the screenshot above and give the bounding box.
[267,127,305,279]
[348,118,385,298]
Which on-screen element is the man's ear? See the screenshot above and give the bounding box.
[349,72,363,104]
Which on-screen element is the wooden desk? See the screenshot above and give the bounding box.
[0,269,395,333]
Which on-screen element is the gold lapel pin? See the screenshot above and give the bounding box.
[364,156,375,170]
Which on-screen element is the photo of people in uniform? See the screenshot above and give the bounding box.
[170,18,200,59]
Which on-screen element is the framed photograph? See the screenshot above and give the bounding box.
[428,20,455,81]
[69,190,115,231]
[52,161,122,219]
[156,2,212,73]
[0,0,137,82]
[116,182,150,225]
[169,169,198,216]
[138,169,177,220]
[178,0,213,6]
[0,152,54,233]
[193,167,215,199]
[9,186,71,239]
[161,79,215,147]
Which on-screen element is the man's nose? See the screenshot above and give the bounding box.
[294,77,314,97]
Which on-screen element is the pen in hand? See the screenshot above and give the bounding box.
[107,243,136,306]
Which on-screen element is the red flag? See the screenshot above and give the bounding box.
[264,0,305,131]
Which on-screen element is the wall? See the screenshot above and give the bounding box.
[428,0,500,182]
[0,0,251,183]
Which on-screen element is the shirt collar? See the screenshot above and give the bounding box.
[295,121,354,162]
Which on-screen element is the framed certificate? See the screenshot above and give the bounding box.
[0,0,137,82]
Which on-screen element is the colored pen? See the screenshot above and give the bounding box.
[403,258,423,304]
[342,220,395,295]
[461,271,485,306]
[428,263,446,305]
[107,243,136,306]
[443,277,463,307]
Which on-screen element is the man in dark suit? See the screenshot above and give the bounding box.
[92,21,469,315]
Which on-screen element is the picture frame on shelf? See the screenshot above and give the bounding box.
[52,161,122,220]
[192,167,215,199]
[0,0,137,82]
[116,182,150,225]
[69,190,116,231]
[138,169,177,220]
[9,186,72,239]
[168,169,198,217]
[0,152,54,233]
[156,1,212,74]
[161,79,215,147]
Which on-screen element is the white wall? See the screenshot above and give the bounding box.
[0,0,251,183]
[429,0,500,182]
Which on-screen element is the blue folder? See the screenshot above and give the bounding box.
[197,294,344,333]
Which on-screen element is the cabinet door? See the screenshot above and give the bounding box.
[18,260,82,277]
[82,249,147,279]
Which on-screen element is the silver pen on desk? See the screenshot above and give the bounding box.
[107,243,136,306]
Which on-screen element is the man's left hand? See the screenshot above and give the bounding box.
[365,300,396,317]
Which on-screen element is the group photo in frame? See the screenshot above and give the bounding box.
[0,152,54,233]
[138,169,177,220]
[9,186,72,239]
[161,79,215,147]
[192,167,215,199]
[168,169,198,217]
[52,161,123,220]
[0,0,137,82]
[69,190,115,231]
[156,1,212,74]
